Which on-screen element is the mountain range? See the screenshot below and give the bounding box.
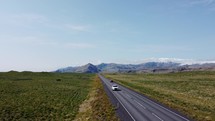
[55,61,215,73]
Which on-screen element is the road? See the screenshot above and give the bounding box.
[99,74,191,121]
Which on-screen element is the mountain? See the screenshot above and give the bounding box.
[75,63,99,73]
[56,63,99,73]
[97,63,138,73]
[55,59,215,73]
[97,62,181,73]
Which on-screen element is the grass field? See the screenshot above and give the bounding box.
[104,71,215,121]
[0,71,94,120]
[74,75,119,121]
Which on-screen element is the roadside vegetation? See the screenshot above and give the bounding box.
[104,71,215,121]
[74,75,119,121]
[0,71,94,120]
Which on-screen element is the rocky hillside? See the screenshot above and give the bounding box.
[55,62,215,73]
[56,63,99,73]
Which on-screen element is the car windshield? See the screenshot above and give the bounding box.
[113,85,117,87]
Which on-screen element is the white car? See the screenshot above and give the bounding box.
[112,85,118,91]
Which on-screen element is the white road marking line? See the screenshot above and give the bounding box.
[108,85,136,121]
[144,96,189,121]
[133,99,146,109]
[126,93,132,98]
[100,75,190,121]
[100,76,136,121]
[152,113,164,121]
[121,86,190,121]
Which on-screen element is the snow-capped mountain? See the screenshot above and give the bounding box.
[128,58,215,65]
[55,58,215,73]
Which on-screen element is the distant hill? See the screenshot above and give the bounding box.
[56,63,99,73]
[55,62,215,73]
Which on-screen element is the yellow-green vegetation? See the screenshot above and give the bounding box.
[104,71,215,121]
[74,75,119,121]
[0,71,94,120]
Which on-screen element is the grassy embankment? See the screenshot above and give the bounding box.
[0,71,94,120]
[104,71,215,121]
[74,75,119,121]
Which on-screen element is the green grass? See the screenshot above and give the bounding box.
[0,71,94,120]
[89,75,119,121]
[74,75,119,121]
[104,71,215,121]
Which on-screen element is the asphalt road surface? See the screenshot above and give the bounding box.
[99,74,191,121]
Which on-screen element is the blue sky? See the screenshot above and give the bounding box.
[0,0,215,71]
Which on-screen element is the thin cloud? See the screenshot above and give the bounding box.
[64,42,95,49]
[65,24,91,32]
[179,0,215,13]
[127,44,192,53]
[12,14,48,23]
[30,39,95,49]
[188,0,215,6]
[1,36,95,49]
[6,13,48,26]
[34,39,95,49]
